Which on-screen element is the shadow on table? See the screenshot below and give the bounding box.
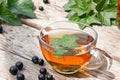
[64,48,115,80]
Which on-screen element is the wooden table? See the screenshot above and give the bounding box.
[0,0,120,80]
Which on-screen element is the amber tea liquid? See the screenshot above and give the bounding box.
[40,29,95,74]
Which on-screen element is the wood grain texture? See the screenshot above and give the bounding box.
[0,24,120,80]
[0,0,120,80]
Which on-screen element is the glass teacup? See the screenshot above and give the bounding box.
[38,21,104,74]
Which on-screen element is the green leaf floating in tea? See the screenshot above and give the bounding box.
[51,34,79,56]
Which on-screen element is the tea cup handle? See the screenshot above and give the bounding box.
[84,48,112,70]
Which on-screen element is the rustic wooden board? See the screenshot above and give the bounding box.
[0,0,120,80]
[0,24,120,80]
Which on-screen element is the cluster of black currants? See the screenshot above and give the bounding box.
[9,61,25,80]
[9,56,54,80]
[39,0,49,11]
[0,25,3,34]
[32,56,54,80]
[39,68,54,80]
[32,56,44,65]
[43,0,49,4]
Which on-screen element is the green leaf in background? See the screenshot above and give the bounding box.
[97,11,117,26]
[63,0,76,11]
[0,1,21,26]
[0,0,6,4]
[97,3,117,26]
[109,0,118,4]
[93,0,101,3]
[64,0,92,16]
[63,0,117,29]
[67,11,80,23]
[51,35,78,56]
[79,14,101,29]
[103,4,117,12]
[0,0,35,26]
[96,0,108,12]
[76,0,92,15]
[7,0,35,18]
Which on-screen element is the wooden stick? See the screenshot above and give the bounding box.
[20,18,42,30]
[20,18,53,31]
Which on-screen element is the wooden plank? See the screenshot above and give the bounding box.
[0,29,66,80]
[0,24,120,80]
[0,0,120,80]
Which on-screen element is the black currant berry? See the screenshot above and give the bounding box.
[32,56,39,64]
[39,6,44,11]
[43,0,49,4]
[38,74,45,80]
[15,61,23,70]
[39,68,47,74]
[38,59,44,66]
[9,66,18,75]
[16,73,25,80]
[0,25,3,33]
[46,74,54,80]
